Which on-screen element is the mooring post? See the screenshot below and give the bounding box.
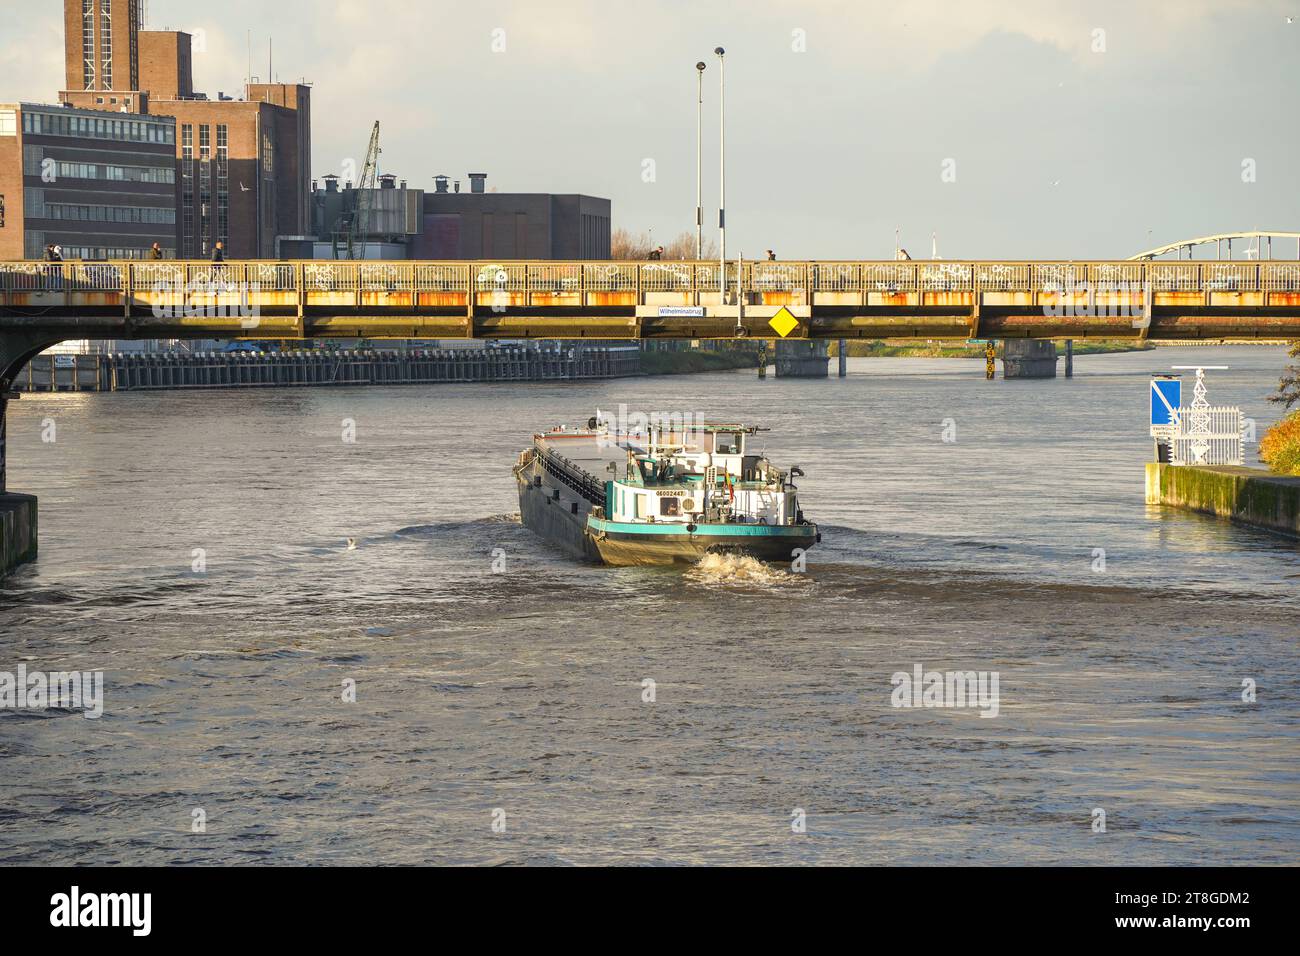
[838,339,847,377]
[1064,339,1073,378]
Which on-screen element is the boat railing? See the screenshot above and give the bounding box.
[538,447,606,506]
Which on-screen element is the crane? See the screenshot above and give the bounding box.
[342,121,381,260]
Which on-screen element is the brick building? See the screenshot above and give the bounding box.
[51,0,311,258]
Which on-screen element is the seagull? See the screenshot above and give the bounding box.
[346,538,357,551]
[239,182,251,192]
[1050,179,1061,186]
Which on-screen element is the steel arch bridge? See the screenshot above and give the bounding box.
[1130,231,1300,262]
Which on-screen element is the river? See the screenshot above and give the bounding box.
[1,345,1296,864]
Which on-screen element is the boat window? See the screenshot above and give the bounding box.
[660,497,681,517]
[636,495,647,518]
[716,433,742,455]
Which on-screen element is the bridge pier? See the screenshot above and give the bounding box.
[774,339,829,377]
[1001,339,1058,379]
[0,332,53,577]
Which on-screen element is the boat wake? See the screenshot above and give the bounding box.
[683,552,811,590]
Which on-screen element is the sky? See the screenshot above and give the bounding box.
[2,0,1298,259]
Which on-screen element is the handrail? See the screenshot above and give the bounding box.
[3,259,1300,294]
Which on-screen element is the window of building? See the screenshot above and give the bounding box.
[0,110,15,137]
[101,0,114,90]
[216,125,229,246]
[43,202,175,225]
[82,0,95,90]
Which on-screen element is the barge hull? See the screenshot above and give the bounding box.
[591,531,812,567]
[515,457,603,563]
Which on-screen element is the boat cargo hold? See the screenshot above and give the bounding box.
[513,415,819,566]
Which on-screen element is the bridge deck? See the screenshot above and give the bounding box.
[3,259,1299,342]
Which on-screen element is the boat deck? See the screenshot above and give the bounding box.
[535,432,643,480]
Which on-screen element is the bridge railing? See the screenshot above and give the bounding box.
[1263,262,1300,292]
[4,259,1300,296]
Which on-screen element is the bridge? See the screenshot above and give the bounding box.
[3,258,1300,358]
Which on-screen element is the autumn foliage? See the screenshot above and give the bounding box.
[1259,412,1300,476]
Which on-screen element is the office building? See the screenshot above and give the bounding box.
[0,101,178,260]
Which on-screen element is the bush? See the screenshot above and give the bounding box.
[1259,412,1300,476]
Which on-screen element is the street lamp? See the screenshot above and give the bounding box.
[715,46,726,301]
[695,61,706,261]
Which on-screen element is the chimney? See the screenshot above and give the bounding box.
[323,174,339,193]
[454,180,460,193]
[379,173,397,190]
[434,175,450,193]
[468,172,487,194]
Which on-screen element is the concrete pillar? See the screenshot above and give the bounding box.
[0,380,39,577]
[774,339,829,377]
[838,339,847,377]
[1001,339,1057,378]
[0,393,7,495]
[1064,339,1073,378]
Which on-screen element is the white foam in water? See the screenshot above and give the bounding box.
[684,552,808,589]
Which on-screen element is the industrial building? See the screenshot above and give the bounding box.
[308,172,611,260]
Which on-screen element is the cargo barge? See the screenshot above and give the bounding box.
[513,416,818,566]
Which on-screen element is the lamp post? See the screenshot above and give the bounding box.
[695,61,706,261]
[715,46,726,302]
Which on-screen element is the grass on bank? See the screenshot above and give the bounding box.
[829,340,1154,358]
[640,350,759,375]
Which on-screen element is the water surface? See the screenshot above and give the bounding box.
[1,346,1296,864]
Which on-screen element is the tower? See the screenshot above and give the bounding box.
[63,0,141,95]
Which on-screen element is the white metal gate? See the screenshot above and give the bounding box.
[1170,405,1244,465]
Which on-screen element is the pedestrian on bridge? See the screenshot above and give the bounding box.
[149,243,164,261]
[766,250,776,260]
[43,244,63,290]
[211,241,225,263]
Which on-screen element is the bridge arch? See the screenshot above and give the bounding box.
[1130,231,1300,261]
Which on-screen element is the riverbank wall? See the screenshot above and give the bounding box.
[1145,463,1300,539]
[16,345,640,392]
[0,493,37,579]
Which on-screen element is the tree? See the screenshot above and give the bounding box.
[1270,341,1300,409]
[610,228,652,260]
[610,228,718,261]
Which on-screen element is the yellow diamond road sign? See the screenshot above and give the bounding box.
[768,307,799,338]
